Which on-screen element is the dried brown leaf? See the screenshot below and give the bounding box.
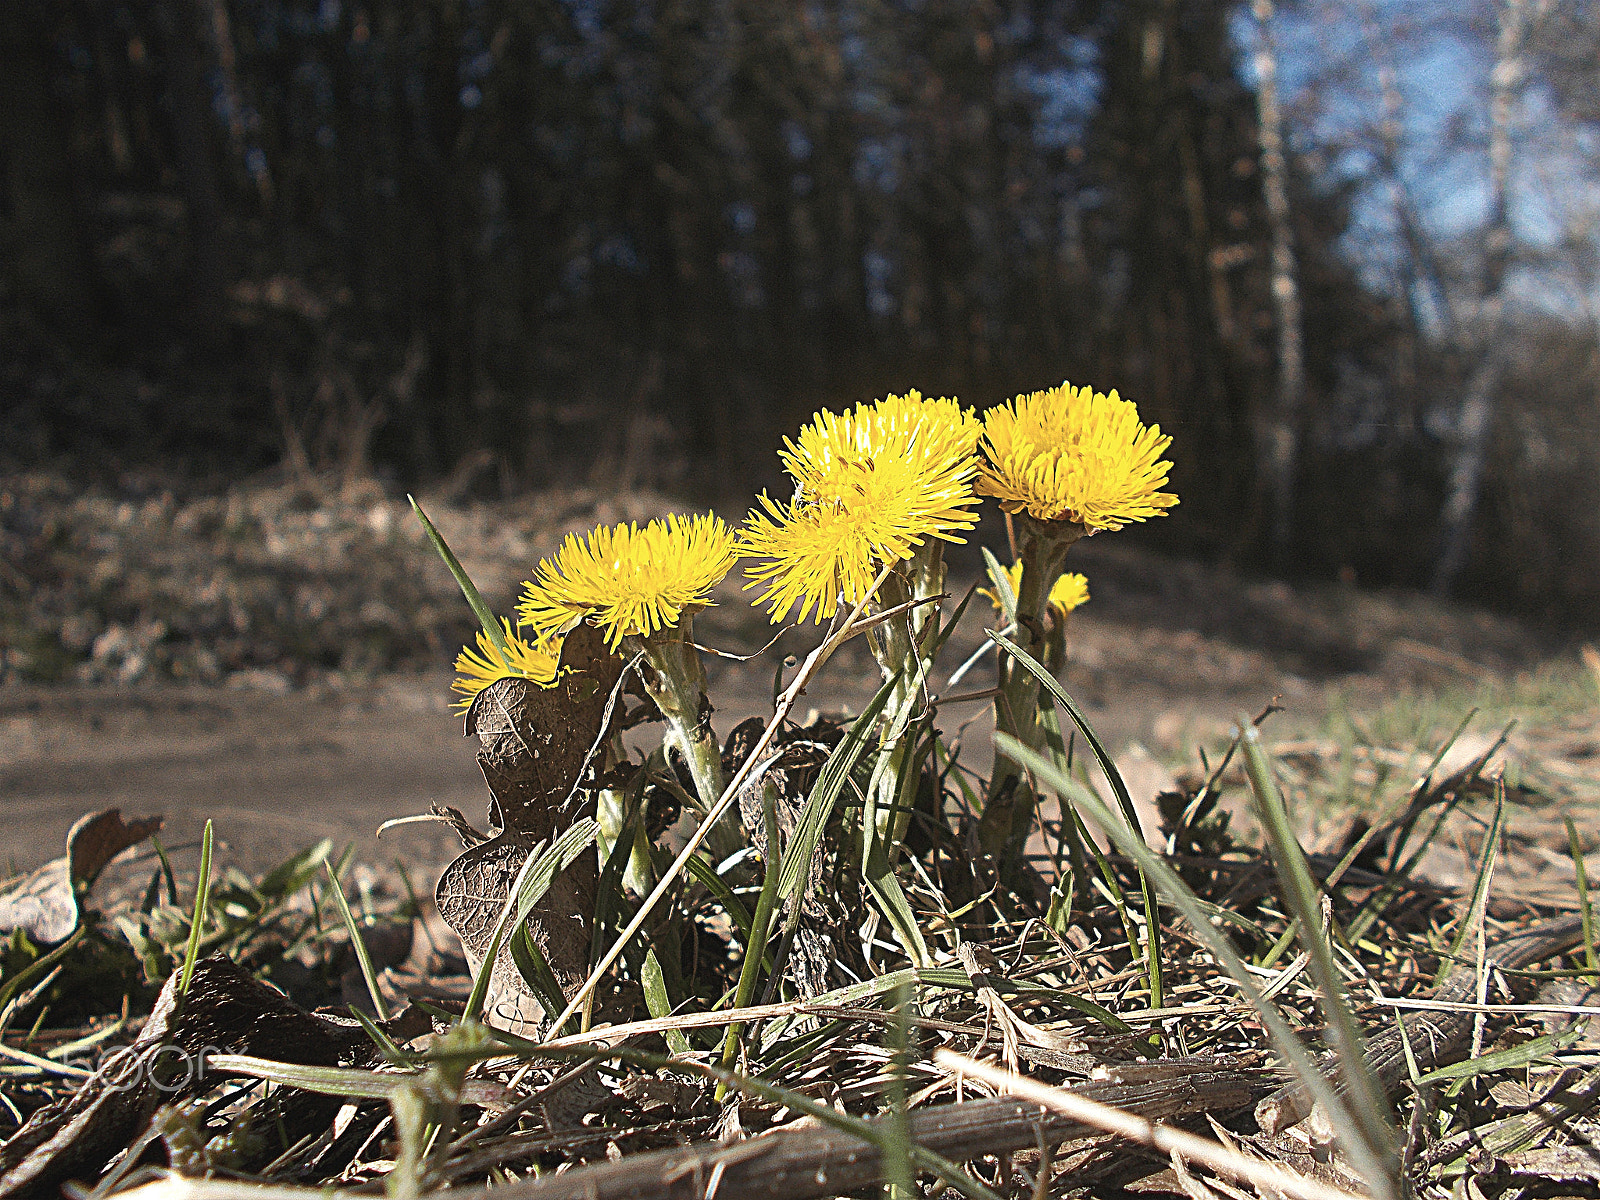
[0,809,163,944]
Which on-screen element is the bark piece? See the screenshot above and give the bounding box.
[439,1070,1266,1200]
[0,955,427,1199]
[1256,914,1587,1135]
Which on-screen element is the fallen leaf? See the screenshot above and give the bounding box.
[0,810,163,944]
[437,625,623,1033]
[465,623,623,836]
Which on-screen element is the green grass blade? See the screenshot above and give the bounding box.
[932,734,981,817]
[881,980,915,1198]
[1434,786,1505,987]
[259,839,333,899]
[150,833,180,906]
[998,732,1399,1200]
[591,777,645,967]
[1038,702,1091,932]
[513,820,599,929]
[508,925,570,1032]
[0,926,89,1014]
[923,579,979,662]
[1567,814,1598,974]
[348,1005,413,1065]
[989,631,1163,1014]
[864,859,932,968]
[1241,724,1398,1183]
[324,859,391,1021]
[980,547,1018,624]
[720,781,784,1082]
[178,819,214,996]
[408,494,511,662]
[988,632,1147,845]
[463,820,598,1023]
[685,853,759,949]
[1418,1024,1586,1086]
[640,948,690,1054]
[1002,980,1138,1035]
[1384,710,1481,874]
[210,1054,416,1099]
[774,671,898,909]
[860,707,932,967]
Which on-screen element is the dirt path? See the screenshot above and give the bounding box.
[4,544,1583,881]
[3,474,1590,881]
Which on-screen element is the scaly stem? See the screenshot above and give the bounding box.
[866,555,943,854]
[980,520,1079,862]
[631,617,741,862]
[909,541,946,646]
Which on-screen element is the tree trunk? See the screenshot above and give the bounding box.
[154,0,230,344]
[1252,0,1305,564]
[0,0,103,337]
[1431,0,1529,595]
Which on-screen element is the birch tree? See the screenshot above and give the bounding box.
[1251,0,1306,561]
[1431,0,1540,594]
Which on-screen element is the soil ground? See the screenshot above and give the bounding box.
[2,476,1596,886]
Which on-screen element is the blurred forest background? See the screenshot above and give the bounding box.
[3,0,1600,623]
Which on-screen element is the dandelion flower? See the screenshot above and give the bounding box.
[980,563,1089,620]
[518,513,739,649]
[978,383,1177,529]
[452,618,562,710]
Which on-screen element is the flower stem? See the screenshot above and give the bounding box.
[633,618,740,861]
[980,520,1079,863]
[865,565,934,853]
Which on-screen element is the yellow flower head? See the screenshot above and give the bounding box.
[978,383,1177,529]
[782,391,982,537]
[452,618,562,711]
[518,513,739,649]
[979,562,1090,620]
[743,391,982,623]
[739,492,882,624]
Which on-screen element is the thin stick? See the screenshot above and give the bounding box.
[933,1051,1366,1200]
[548,563,897,1033]
[1369,997,1600,1016]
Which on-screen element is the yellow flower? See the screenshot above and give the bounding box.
[518,513,739,649]
[978,383,1177,529]
[452,618,562,711]
[780,391,982,542]
[742,391,983,623]
[739,492,882,624]
[979,562,1090,620]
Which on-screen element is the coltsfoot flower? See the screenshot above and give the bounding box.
[739,492,881,624]
[452,618,562,710]
[978,383,1177,529]
[742,392,982,623]
[781,391,983,530]
[518,513,739,649]
[980,562,1089,620]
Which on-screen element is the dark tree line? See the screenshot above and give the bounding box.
[3,0,1596,619]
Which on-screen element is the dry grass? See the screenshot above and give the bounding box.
[2,499,1598,1199]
